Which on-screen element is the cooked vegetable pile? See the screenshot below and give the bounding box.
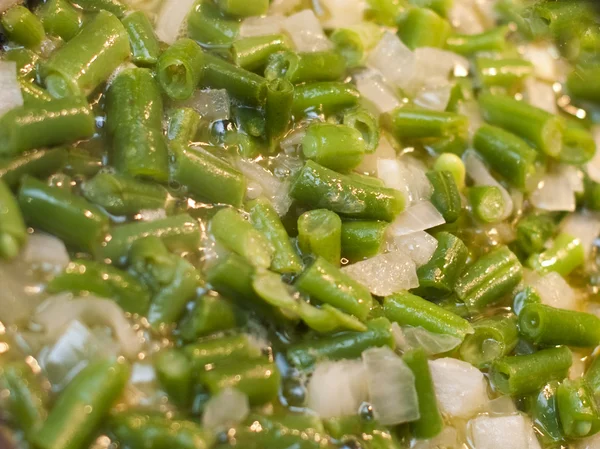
[2,0,600,448]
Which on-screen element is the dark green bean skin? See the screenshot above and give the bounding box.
[199,358,280,405]
[473,124,537,189]
[37,0,82,41]
[516,213,557,255]
[290,161,405,222]
[383,107,468,140]
[106,68,170,182]
[109,412,214,449]
[42,11,130,97]
[295,256,372,320]
[519,303,600,348]
[157,38,204,101]
[1,5,45,49]
[557,378,600,438]
[526,232,584,276]
[297,209,342,266]
[233,34,290,71]
[397,7,451,50]
[0,149,67,189]
[0,97,95,156]
[18,176,109,253]
[559,125,596,165]
[187,1,240,48]
[343,107,380,154]
[154,349,193,407]
[32,359,130,449]
[202,53,268,106]
[340,221,387,263]
[266,78,294,150]
[47,259,151,315]
[427,170,461,223]
[384,292,473,339]
[287,317,394,369]
[183,334,262,370]
[122,11,160,66]
[302,123,366,172]
[0,179,27,260]
[292,82,361,116]
[478,92,564,157]
[446,26,509,55]
[69,0,127,17]
[179,292,241,341]
[0,362,48,438]
[454,246,523,311]
[415,232,468,299]
[490,346,572,396]
[526,381,564,446]
[247,197,303,274]
[265,50,347,84]
[97,214,200,264]
[403,349,443,439]
[459,315,519,368]
[215,0,268,17]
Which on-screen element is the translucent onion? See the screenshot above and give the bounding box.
[0,60,24,118]
[469,415,538,449]
[526,271,579,311]
[522,43,558,82]
[0,0,19,13]
[391,231,438,267]
[561,212,600,258]
[355,135,396,175]
[412,427,458,449]
[530,170,577,212]
[283,9,333,52]
[155,0,197,45]
[449,1,485,35]
[459,100,484,138]
[377,158,432,205]
[392,323,462,356]
[22,232,70,272]
[524,78,557,115]
[236,159,292,216]
[387,202,445,237]
[367,32,415,90]
[239,14,285,38]
[354,69,401,115]
[179,89,231,122]
[202,388,250,430]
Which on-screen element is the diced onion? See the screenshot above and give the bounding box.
[569,351,587,380]
[318,0,364,29]
[524,78,557,115]
[342,251,419,297]
[354,69,401,115]
[449,1,485,34]
[367,32,416,90]
[391,231,438,267]
[530,170,576,212]
[202,388,250,430]
[377,158,432,205]
[469,415,538,449]
[486,396,519,416]
[355,135,396,175]
[429,358,488,418]
[387,202,445,237]
[392,323,462,355]
[558,164,584,193]
[561,212,600,258]
[239,14,285,37]
[0,258,44,326]
[586,126,600,183]
[526,271,579,311]
[0,0,19,13]
[22,233,70,272]
[0,60,23,118]
[576,432,600,449]
[307,359,368,418]
[412,427,458,449]
[236,159,292,216]
[413,47,470,86]
[362,346,420,426]
[283,9,333,52]
[522,43,558,82]
[459,100,484,138]
[179,89,231,122]
[413,78,453,112]
[155,0,197,45]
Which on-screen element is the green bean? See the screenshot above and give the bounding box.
[427,170,461,223]
[341,220,388,262]
[154,349,193,407]
[478,92,564,157]
[70,0,127,17]
[526,232,584,276]
[290,161,405,222]
[187,1,240,48]
[365,0,403,26]
[526,381,564,446]
[97,213,200,264]
[122,11,160,66]
[459,315,519,368]
[490,346,572,396]
[106,67,169,182]
[468,186,505,223]
[215,0,268,17]
[167,108,201,146]
[330,22,382,67]
[516,213,557,255]
[446,26,509,55]
[265,78,294,150]
[342,107,380,154]
[36,0,81,41]
[586,355,600,397]
[184,333,263,370]
[0,96,95,156]
[65,148,103,177]
[18,176,108,253]
[199,358,280,405]
[403,349,443,439]
[82,171,170,216]
[179,292,241,341]
[302,123,366,172]
[292,82,361,116]
[32,359,130,449]
[47,259,151,315]
[433,152,466,189]
[397,7,451,50]
[19,78,53,105]
[557,378,600,438]
[384,292,473,339]
[247,197,303,274]
[41,10,130,97]
[415,232,468,299]
[0,179,27,260]
[287,317,394,369]
[567,66,600,103]
[202,53,268,106]
[473,124,538,189]
[513,285,542,316]
[297,301,368,334]
[559,125,596,165]
[0,149,67,189]
[157,38,204,101]
[295,256,372,320]
[265,50,346,84]
[475,57,534,88]
[109,413,214,449]
[297,209,342,266]
[3,47,38,79]
[233,34,290,71]
[1,5,45,49]
[383,107,469,140]
[455,246,522,311]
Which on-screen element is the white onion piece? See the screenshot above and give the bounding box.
[155,0,196,45]
[586,126,600,183]
[391,231,438,267]
[561,212,600,258]
[202,388,250,430]
[354,69,401,114]
[22,233,70,272]
[413,78,453,112]
[367,32,415,90]
[413,47,470,83]
[307,359,368,418]
[362,346,419,425]
[429,358,488,418]
[236,159,292,216]
[530,171,576,212]
[342,251,419,297]
[283,9,332,52]
[570,351,587,380]
[319,0,364,29]
[0,61,23,118]
[486,395,519,416]
[469,415,538,449]
[239,14,284,38]
[392,323,462,355]
[558,164,584,193]
[387,202,445,237]
[32,294,143,359]
[377,157,431,205]
[527,271,578,311]
[0,256,45,326]
[459,100,483,138]
[522,43,558,82]
[179,89,230,122]
[280,129,306,152]
[136,209,167,222]
[576,432,600,449]
[130,363,156,384]
[525,78,557,115]
[449,1,485,34]
[465,150,514,219]
[413,427,458,449]
[0,0,19,13]
[355,135,396,175]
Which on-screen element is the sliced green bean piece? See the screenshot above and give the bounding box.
[154,349,193,407]
[397,7,451,50]
[187,1,240,48]
[383,107,468,140]
[70,0,127,17]
[0,179,27,260]
[526,232,584,276]
[527,381,564,446]
[459,315,519,368]
[446,26,509,55]
[265,78,294,150]
[427,170,461,223]
[122,11,160,66]
[468,185,505,223]
[179,292,241,341]
[1,5,45,49]
[233,34,290,71]
[297,209,342,266]
[557,378,600,439]
[215,0,268,17]
[157,38,204,101]
[0,149,67,189]
[37,0,81,41]
[293,82,361,116]
[183,333,262,370]
[475,57,534,88]
[265,50,346,84]
[302,123,366,172]
[341,220,388,263]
